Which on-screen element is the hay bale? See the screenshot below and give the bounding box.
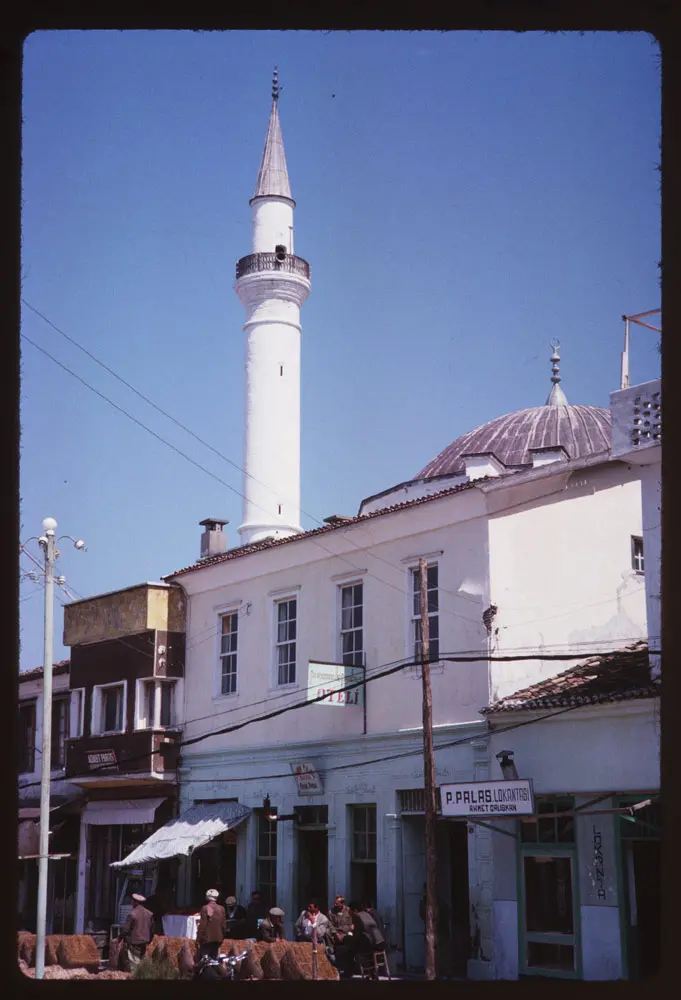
[18,932,36,966]
[108,936,124,971]
[231,944,263,981]
[95,970,132,980]
[279,942,339,981]
[259,941,287,979]
[153,936,195,969]
[225,938,251,955]
[45,935,63,965]
[57,935,101,972]
[178,940,196,979]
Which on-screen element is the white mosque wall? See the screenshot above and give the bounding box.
[486,462,647,703]
[251,196,295,254]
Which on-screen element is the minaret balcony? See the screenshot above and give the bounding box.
[236,251,310,281]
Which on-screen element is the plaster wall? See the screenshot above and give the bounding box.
[251,197,294,254]
[487,465,646,701]
[179,496,491,755]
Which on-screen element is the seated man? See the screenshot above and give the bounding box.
[294,900,331,946]
[258,907,286,942]
[224,895,247,939]
[334,901,386,978]
[328,894,353,946]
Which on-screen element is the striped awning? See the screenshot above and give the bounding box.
[110,800,251,869]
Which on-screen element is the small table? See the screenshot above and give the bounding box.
[162,913,200,940]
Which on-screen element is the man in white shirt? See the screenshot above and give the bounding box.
[294,900,330,944]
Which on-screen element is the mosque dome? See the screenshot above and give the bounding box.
[417,342,611,479]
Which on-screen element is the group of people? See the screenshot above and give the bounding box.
[120,887,387,978]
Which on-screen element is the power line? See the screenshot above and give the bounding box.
[19,644,655,790]
[22,331,483,626]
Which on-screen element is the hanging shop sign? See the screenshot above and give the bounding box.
[440,779,535,817]
[291,762,323,796]
[86,749,118,770]
[307,661,364,708]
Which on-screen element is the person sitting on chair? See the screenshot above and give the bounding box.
[224,895,247,939]
[334,901,386,978]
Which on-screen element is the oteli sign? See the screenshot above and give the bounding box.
[440,779,535,817]
[307,661,364,708]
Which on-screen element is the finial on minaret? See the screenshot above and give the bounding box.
[545,339,569,406]
[272,66,280,102]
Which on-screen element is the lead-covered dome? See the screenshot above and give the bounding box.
[417,403,611,478]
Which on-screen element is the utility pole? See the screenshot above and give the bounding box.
[419,557,438,981]
[34,517,57,981]
[24,518,85,980]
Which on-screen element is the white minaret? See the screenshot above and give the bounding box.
[235,69,311,545]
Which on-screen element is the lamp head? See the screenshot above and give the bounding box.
[42,517,57,535]
[74,539,86,550]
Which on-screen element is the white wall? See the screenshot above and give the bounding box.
[251,197,294,254]
[640,460,661,677]
[487,463,646,701]
[178,490,491,756]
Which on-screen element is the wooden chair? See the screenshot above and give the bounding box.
[357,950,391,980]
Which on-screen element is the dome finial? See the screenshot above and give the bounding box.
[545,339,568,406]
[272,65,279,102]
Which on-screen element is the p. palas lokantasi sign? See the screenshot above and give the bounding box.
[440,779,535,817]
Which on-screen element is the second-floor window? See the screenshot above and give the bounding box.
[340,582,364,666]
[411,563,440,662]
[138,679,177,729]
[96,683,124,735]
[276,597,297,686]
[220,611,239,695]
[19,700,36,774]
[631,535,645,573]
[70,689,85,738]
[51,695,69,769]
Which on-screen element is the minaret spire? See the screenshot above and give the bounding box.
[252,68,292,203]
[235,82,311,545]
[545,340,569,406]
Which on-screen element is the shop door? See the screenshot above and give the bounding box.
[520,850,578,977]
[619,799,660,980]
[192,837,237,905]
[448,821,470,976]
[401,817,426,972]
[297,830,328,914]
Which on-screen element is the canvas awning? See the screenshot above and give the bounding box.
[82,797,166,827]
[110,800,251,869]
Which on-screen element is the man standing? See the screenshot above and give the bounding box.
[224,894,247,939]
[246,890,269,937]
[122,893,154,970]
[258,907,287,942]
[328,894,353,945]
[196,889,227,960]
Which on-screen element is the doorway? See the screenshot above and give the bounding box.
[297,830,328,913]
[620,800,660,981]
[448,821,470,975]
[192,835,237,906]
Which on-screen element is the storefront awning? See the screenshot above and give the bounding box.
[110,801,251,869]
[83,797,167,827]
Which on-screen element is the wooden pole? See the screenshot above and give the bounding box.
[419,557,438,980]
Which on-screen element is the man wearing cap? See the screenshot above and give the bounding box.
[224,894,247,939]
[196,889,227,960]
[122,893,154,970]
[329,894,353,945]
[258,907,286,943]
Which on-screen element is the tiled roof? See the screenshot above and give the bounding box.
[164,478,487,579]
[482,642,658,713]
[19,659,70,682]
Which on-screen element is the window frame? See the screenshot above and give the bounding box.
[51,694,70,770]
[91,680,127,736]
[69,688,86,739]
[351,804,377,862]
[255,809,278,910]
[134,677,179,730]
[219,609,239,697]
[273,594,298,688]
[339,581,365,668]
[631,535,645,574]
[407,560,440,664]
[19,699,37,774]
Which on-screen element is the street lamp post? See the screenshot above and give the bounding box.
[30,518,85,980]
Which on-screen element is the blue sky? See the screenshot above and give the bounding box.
[20,30,660,670]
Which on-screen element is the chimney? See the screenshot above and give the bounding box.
[199,518,228,560]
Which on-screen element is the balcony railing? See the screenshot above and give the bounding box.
[236,252,310,281]
[610,378,662,459]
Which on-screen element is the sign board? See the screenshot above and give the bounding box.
[307,661,364,708]
[87,749,118,770]
[291,762,323,796]
[440,779,535,817]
